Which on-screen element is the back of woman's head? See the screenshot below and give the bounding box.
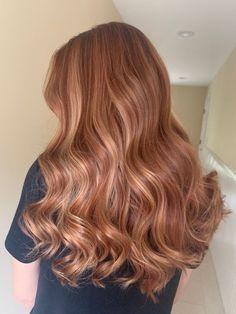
[20,21,230,303]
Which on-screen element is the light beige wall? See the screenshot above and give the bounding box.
[0,0,121,172]
[201,47,236,314]
[171,85,207,149]
[0,1,121,313]
[205,47,236,171]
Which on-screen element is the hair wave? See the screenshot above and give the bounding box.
[19,21,230,303]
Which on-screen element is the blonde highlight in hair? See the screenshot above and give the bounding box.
[19,21,230,303]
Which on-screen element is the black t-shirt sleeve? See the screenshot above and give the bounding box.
[4,158,45,263]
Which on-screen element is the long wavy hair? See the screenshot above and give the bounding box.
[19,21,230,303]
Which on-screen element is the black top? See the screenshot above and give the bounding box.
[4,158,182,314]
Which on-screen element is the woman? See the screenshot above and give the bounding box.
[4,21,230,314]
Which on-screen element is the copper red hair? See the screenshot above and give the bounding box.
[19,21,230,303]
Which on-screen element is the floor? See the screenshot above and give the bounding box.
[172,250,225,314]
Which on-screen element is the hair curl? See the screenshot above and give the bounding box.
[19,21,231,303]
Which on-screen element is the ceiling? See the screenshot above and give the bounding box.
[112,0,236,86]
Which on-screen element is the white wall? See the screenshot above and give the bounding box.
[0,1,121,313]
[204,47,236,172]
[200,46,236,314]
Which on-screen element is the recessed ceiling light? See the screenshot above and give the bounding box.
[177,31,195,38]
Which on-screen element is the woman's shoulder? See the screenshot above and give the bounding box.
[23,157,46,200]
[28,157,41,175]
